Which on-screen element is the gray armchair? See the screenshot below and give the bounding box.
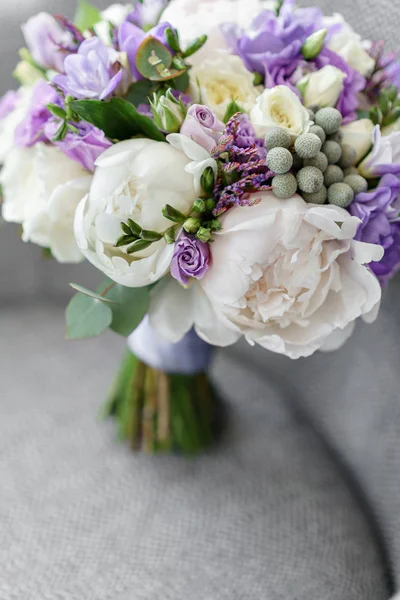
[1,1,400,598]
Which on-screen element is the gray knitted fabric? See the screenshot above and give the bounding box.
[1,1,400,599]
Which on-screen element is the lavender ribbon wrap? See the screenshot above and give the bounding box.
[127,318,214,375]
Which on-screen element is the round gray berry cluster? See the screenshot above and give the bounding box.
[266,107,368,208]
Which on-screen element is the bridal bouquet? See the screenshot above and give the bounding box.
[2,0,400,453]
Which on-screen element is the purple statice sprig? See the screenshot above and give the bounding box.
[211,114,272,216]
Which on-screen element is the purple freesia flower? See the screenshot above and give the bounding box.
[118,21,172,81]
[44,120,112,172]
[15,80,59,147]
[180,104,224,152]
[223,0,323,88]
[53,37,123,100]
[350,174,400,285]
[0,91,19,119]
[359,126,400,178]
[315,48,365,124]
[171,233,211,286]
[22,12,76,73]
[128,0,169,29]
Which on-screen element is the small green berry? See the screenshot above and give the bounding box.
[302,186,328,204]
[294,133,322,159]
[315,107,343,135]
[343,174,368,194]
[322,140,342,165]
[339,144,357,169]
[265,128,291,150]
[344,166,359,177]
[292,152,303,170]
[309,125,326,144]
[266,147,293,174]
[324,165,344,187]
[304,151,328,172]
[297,166,324,194]
[328,182,354,208]
[272,173,298,199]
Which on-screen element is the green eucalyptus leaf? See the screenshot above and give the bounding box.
[70,98,165,142]
[136,37,173,79]
[66,293,113,340]
[74,0,101,31]
[98,279,149,337]
[69,283,116,303]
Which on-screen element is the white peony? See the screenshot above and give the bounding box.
[161,0,274,65]
[74,139,198,287]
[1,144,91,263]
[340,118,375,163]
[300,65,347,109]
[189,52,260,122]
[199,193,383,359]
[325,13,375,77]
[251,85,312,140]
[166,134,218,196]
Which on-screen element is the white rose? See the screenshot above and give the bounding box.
[74,139,198,288]
[1,144,91,263]
[340,118,374,163]
[189,52,260,122]
[162,0,273,65]
[325,13,375,77]
[200,193,383,359]
[250,85,312,139]
[301,65,346,109]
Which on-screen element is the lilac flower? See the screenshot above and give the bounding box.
[53,37,123,100]
[171,233,211,286]
[128,0,169,30]
[22,12,77,73]
[118,21,172,81]
[223,0,323,88]
[15,80,59,147]
[0,91,20,119]
[359,126,400,178]
[44,120,112,172]
[315,49,365,124]
[350,174,400,285]
[180,105,224,152]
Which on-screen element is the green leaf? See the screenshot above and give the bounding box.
[182,35,208,59]
[70,98,165,142]
[97,279,149,337]
[66,293,113,340]
[125,80,158,107]
[69,283,116,303]
[74,0,101,31]
[136,37,173,79]
[172,71,190,93]
[223,99,245,124]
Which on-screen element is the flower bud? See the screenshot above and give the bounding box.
[200,166,216,196]
[302,29,327,60]
[150,90,185,133]
[193,198,206,213]
[196,227,212,243]
[13,60,43,85]
[183,217,201,234]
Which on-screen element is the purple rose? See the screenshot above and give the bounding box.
[171,233,211,286]
[15,80,59,148]
[350,174,400,286]
[0,91,19,119]
[44,120,112,172]
[53,37,123,100]
[180,105,224,152]
[118,21,172,81]
[128,0,169,29]
[22,12,76,73]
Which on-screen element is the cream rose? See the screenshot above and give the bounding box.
[74,139,198,288]
[1,144,91,263]
[189,52,259,122]
[250,85,312,139]
[301,66,346,109]
[340,118,374,163]
[162,0,274,65]
[325,13,375,77]
[200,193,383,359]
